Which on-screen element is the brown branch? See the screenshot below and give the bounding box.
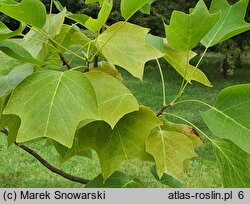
[155,104,171,117]
[92,26,105,69]
[0,128,90,185]
[58,52,72,70]
[93,56,98,68]
[49,40,72,70]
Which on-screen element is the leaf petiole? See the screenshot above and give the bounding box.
[156,59,166,106]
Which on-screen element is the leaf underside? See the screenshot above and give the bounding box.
[201,84,250,153]
[75,106,160,180]
[213,138,250,187]
[4,70,99,147]
[146,129,197,181]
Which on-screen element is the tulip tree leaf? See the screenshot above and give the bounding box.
[53,23,94,54]
[150,165,182,188]
[70,28,99,55]
[0,0,46,28]
[76,106,160,180]
[201,84,250,153]
[0,94,21,146]
[3,70,99,148]
[67,0,112,32]
[51,140,92,163]
[53,24,79,53]
[19,28,47,61]
[96,22,163,80]
[0,62,34,97]
[86,171,144,188]
[85,71,138,127]
[121,0,148,20]
[89,61,123,81]
[19,9,67,62]
[0,40,42,65]
[165,0,220,51]
[145,34,164,51]
[45,8,67,38]
[159,118,204,148]
[85,0,104,4]
[140,0,155,14]
[162,40,212,87]
[146,130,197,181]
[0,22,25,41]
[201,0,250,47]
[85,0,112,32]
[19,10,72,62]
[213,138,250,187]
[51,70,139,160]
[66,14,89,28]
[0,114,21,146]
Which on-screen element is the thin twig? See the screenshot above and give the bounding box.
[49,40,72,70]
[58,52,72,70]
[155,104,171,117]
[0,128,90,185]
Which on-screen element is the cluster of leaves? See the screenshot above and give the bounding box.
[0,0,250,187]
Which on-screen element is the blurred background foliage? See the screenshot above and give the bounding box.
[0,0,249,77]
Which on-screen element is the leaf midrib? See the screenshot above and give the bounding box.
[206,6,232,47]
[209,105,250,137]
[44,72,63,137]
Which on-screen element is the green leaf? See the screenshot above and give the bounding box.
[85,0,104,4]
[77,106,160,180]
[52,69,138,160]
[85,0,112,32]
[165,0,220,51]
[85,71,138,128]
[0,54,18,76]
[146,129,197,180]
[201,0,250,47]
[0,40,42,65]
[150,165,182,188]
[51,140,92,163]
[0,62,34,97]
[19,9,67,62]
[54,25,87,50]
[86,171,144,188]
[96,22,163,80]
[121,0,148,20]
[3,70,99,148]
[70,29,98,57]
[89,61,122,81]
[159,118,204,148]
[70,28,92,47]
[0,94,20,146]
[0,114,20,146]
[213,138,250,187]
[45,8,67,38]
[145,34,164,51]
[0,0,46,28]
[140,0,155,14]
[66,14,89,29]
[162,40,212,87]
[0,22,25,41]
[201,84,250,153]
[52,24,95,57]
[53,0,64,11]
[19,29,47,61]
[67,0,112,32]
